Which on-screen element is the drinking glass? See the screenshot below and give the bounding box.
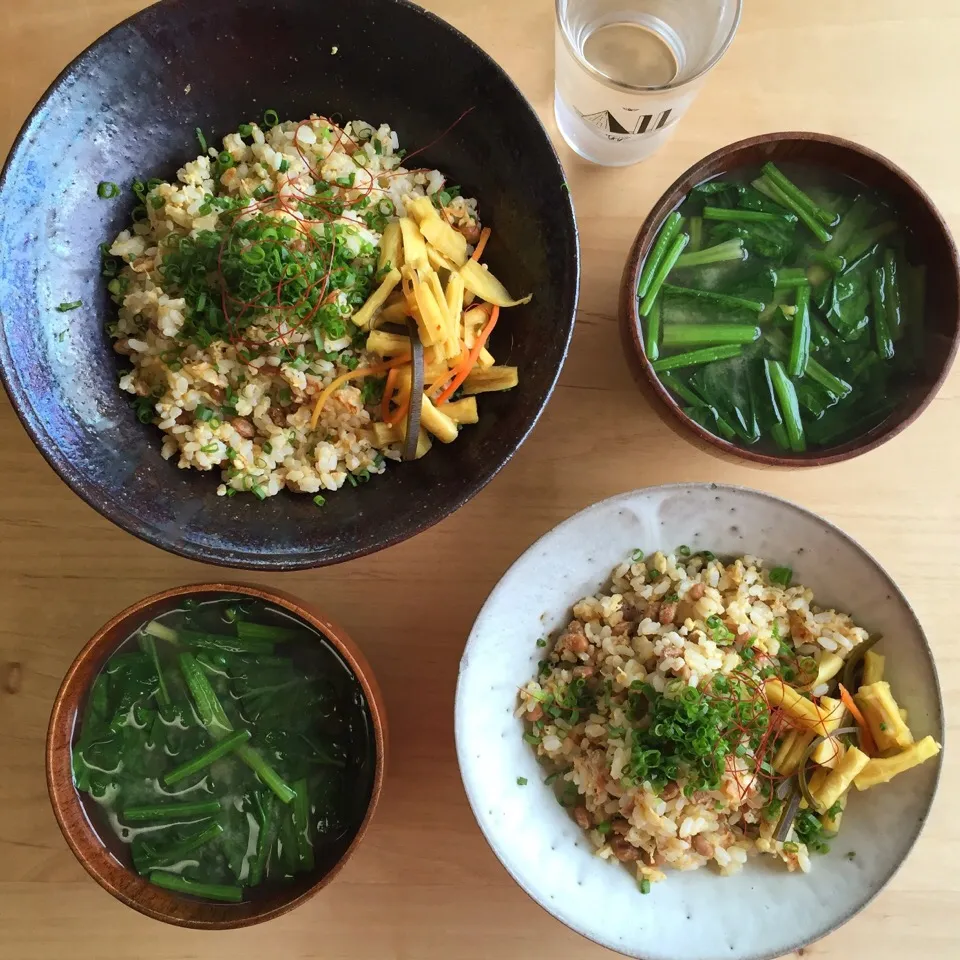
[555,0,742,166]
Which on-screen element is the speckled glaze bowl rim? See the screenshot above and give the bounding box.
[46,582,388,929]
[0,0,580,571]
[455,482,945,960]
[618,131,960,468]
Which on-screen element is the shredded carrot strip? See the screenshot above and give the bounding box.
[425,339,469,398]
[384,397,410,426]
[310,355,410,428]
[837,683,876,755]
[471,226,491,261]
[434,305,500,405]
[381,367,400,422]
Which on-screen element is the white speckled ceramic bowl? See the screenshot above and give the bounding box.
[455,484,943,960]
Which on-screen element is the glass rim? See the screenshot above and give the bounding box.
[555,0,743,95]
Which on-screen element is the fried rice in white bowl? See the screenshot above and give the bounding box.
[454,484,943,960]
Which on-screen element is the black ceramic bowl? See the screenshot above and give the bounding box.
[0,0,578,569]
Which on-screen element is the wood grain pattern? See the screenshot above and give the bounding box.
[1,1,958,958]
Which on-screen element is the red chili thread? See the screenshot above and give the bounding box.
[204,107,475,358]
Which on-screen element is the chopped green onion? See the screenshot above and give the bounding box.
[263,109,280,128]
[677,545,691,557]
[639,878,652,894]
[768,566,793,587]
[536,639,547,648]
[278,158,290,173]
[196,128,208,153]
[97,181,120,199]
[238,123,253,137]
[631,549,645,562]
[56,300,82,312]
[313,494,326,508]
[651,343,744,373]
[516,777,528,786]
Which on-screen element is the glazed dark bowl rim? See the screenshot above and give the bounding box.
[0,0,580,570]
[45,581,388,929]
[619,130,960,468]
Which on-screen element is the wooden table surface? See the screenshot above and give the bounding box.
[1,1,958,957]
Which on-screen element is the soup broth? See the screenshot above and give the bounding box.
[71,596,374,902]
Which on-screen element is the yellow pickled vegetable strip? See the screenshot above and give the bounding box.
[862,650,885,686]
[854,736,941,791]
[427,245,458,274]
[800,652,844,692]
[815,746,871,810]
[818,740,846,770]
[446,272,464,335]
[476,346,495,370]
[773,729,799,773]
[400,217,428,271]
[420,216,468,266]
[443,397,479,425]
[773,729,814,776]
[378,222,401,274]
[812,696,846,766]
[425,270,455,341]
[374,300,410,327]
[369,333,445,379]
[801,768,829,808]
[461,304,488,349]
[856,681,914,751]
[462,366,519,395]
[820,794,846,834]
[419,393,458,443]
[405,196,438,224]
[367,330,409,357]
[763,680,829,734]
[395,424,432,459]
[372,422,401,445]
[352,268,401,328]
[411,270,446,345]
[411,429,432,458]
[459,259,532,308]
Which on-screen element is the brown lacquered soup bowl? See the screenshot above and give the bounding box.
[619,131,960,467]
[46,583,387,929]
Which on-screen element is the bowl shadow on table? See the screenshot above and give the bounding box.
[618,131,960,468]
